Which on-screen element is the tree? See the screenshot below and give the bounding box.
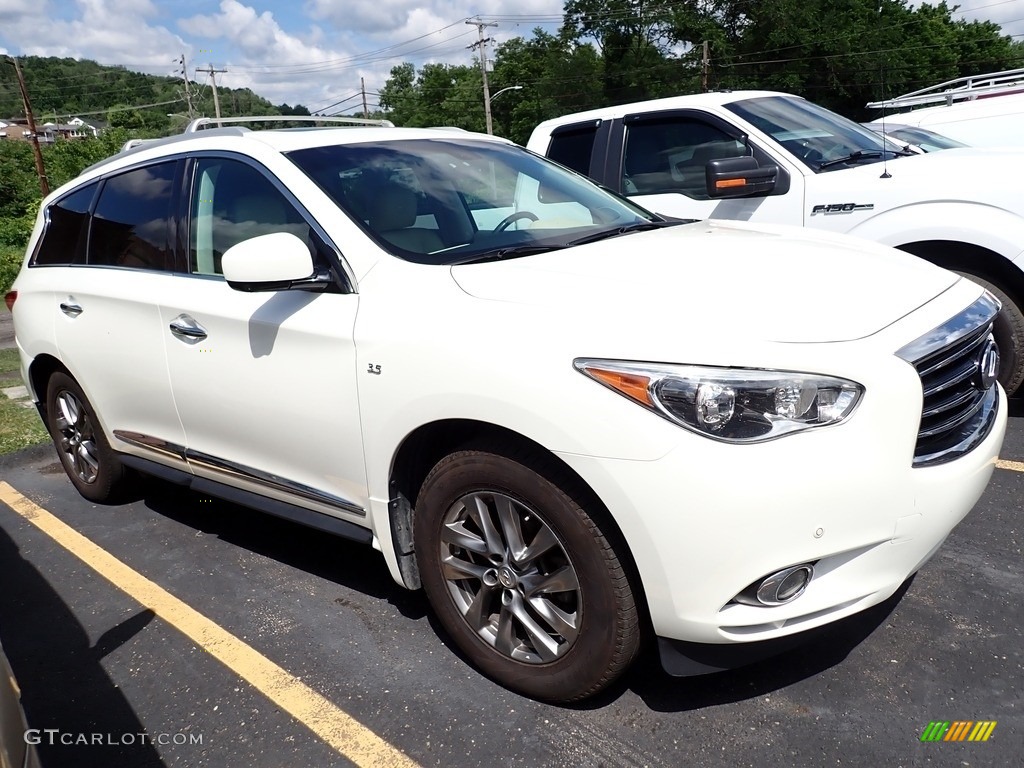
[712,0,1024,118]
[491,31,602,143]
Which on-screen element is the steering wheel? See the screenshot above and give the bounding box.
[494,211,539,231]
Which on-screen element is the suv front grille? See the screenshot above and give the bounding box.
[897,293,1001,467]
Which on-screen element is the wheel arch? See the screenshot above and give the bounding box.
[26,353,71,418]
[387,418,653,638]
[896,239,1024,308]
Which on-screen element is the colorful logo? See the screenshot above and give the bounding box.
[920,721,996,742]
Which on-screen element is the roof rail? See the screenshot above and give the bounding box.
[867,68,1024,109]
[183,115,395,132]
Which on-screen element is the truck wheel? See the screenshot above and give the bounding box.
[414,447,640,702]
[955,272,1024,396]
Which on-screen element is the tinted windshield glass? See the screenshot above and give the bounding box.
[726,96,898,172]
[288,139,654,264]
[888,126,968,151]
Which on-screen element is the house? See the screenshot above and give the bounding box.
[0,116,104,142]
[0,118,34,141]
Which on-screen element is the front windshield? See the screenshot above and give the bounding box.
[726,96,902,172]
[887,126,968,152]
[288,139,657,265]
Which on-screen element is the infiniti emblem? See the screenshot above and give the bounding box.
[975,337,1000,391]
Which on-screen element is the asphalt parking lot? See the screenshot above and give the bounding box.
[0,407,1021,767]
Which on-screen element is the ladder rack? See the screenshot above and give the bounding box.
[867,68,1024,110]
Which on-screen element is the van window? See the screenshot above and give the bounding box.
[32,183,98,266]
[89,162,177,271]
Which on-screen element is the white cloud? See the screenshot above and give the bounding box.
[0,0,47,17]
[2,0,186,70]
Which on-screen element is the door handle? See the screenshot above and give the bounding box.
[168,314,208,344]
[59,302,83,318]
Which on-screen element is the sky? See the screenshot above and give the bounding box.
[1,0,1022,117]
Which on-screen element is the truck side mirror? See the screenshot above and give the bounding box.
[706,157,778,199]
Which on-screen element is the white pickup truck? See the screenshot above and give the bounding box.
[526,90,1024,393]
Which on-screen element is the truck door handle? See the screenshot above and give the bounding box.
[59,302,83,318]
[168,314,208,343]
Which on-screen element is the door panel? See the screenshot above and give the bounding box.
[54,270,187,461]
[161,282,366,516]
[165,155,367,519]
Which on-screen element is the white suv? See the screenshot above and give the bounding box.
[5,118,1007,702]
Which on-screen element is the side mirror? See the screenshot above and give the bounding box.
[221,233,330,293]
[706,156,778,199]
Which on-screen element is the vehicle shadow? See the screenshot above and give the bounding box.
[139,480,428,621]
[140,479,911,714]
[0,525,166,768]
[593,578,912,712]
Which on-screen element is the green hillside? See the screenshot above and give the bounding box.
[0,56,308,133]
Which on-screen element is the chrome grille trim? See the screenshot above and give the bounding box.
[897,293,1001,467]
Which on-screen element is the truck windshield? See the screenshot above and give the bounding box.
[726,96,902,172]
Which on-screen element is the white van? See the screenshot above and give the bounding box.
[866,69,1024,147]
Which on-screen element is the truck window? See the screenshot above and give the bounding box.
[547,125,598,176]
[623,117,745,199]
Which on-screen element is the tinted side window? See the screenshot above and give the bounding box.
[190,158,313,276]
[547,125,598,175]
[33,183,98,266]
[623,117,745,199]
[89,162,177,270]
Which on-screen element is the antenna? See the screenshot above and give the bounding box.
[878,4,891,179]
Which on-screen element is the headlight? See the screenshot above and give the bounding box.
[574,359,863,443]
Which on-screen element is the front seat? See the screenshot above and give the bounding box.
[366,182,445,254]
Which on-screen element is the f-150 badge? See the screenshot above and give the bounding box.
[811,203,874,215]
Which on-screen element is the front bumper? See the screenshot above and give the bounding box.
[555,375,1006,649]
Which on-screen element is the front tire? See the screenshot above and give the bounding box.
[955,271,1024,395]
[45,372,133,503]
[414,447,640,702]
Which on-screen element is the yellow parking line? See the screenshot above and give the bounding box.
[996,459,1024,473]
[0,482,418,768]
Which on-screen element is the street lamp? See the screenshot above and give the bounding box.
[485,85,524,135]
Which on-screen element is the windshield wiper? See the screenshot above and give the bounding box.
[566,220,682,247]
[452,244,566,265]
[817,150,885,170]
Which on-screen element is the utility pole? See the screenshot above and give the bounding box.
[361,77,369,119]
[701,41,710,92]
[466,18,498,134]
[197,63,227,125]
[6,56,49,196]
[178,53,195,119]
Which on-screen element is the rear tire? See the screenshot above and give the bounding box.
[955,271,1024,395]
[414,446,640,703]
[44,372,133,503]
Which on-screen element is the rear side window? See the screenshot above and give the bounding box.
[89,161,177,271]
[33,183,98,266]
[547,124,598,175]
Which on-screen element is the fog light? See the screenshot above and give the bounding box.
[732,564,814,606]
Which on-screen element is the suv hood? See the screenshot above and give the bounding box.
[451,220,957,343]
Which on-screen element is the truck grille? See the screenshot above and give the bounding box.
[897,293,1001,467]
